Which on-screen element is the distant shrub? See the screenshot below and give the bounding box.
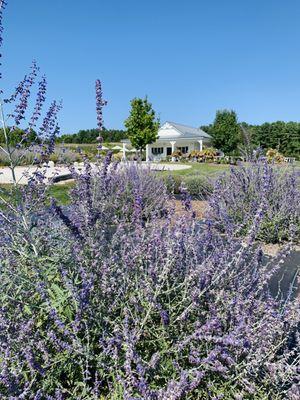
[0,147,37,166]
[164,174,213,199]
[199,147,217,160]
[170,150,182,161]
[112,151,123,161]
[183,175,213,198]
[49,147,82,164]
[163,174,183,194]
[267,148,285,163]
[207,162,300,243]
[188,148,217,162]
[0,146,82,167]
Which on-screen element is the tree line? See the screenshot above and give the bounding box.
[201,110,300,158]
[1,106,299,158]
[56,128,127,144]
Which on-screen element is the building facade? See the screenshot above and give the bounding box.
[145,121,212,161]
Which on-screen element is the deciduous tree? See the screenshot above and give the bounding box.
[209,109,241,154]
[124,97,159,157]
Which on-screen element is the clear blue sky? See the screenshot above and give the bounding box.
[2,0,300,134]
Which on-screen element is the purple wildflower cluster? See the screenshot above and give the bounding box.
[29,75,47,129]
[0,156,299,399]
[207,162,300,243]
[13,61,39,126]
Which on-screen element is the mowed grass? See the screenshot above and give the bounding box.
[61,142,124,148]
[158,162,230,178]
[0,182,75,207]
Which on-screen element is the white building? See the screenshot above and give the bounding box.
[121,121,212,161]
[143,121,212,161]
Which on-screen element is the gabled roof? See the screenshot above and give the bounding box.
[159,121,211,140]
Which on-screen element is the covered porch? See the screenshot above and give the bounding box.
[145,139,204,162]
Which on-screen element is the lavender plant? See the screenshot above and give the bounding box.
[207,162,300,244]
[63,159,171,231]
[0,171,299,398]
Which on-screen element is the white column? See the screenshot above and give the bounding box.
[146,144,150,162]
[170,141,176,162]
[198,139,203,151]
[122,143,126,160]
[163,145,167,160]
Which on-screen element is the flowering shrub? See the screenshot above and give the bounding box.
[207,162,300,243]
[199,147,217,160]
[267,148,285,163]
[0,146,37,166]
[188,148,217,162]
[0,162,300,398]
[49,146,82,164]
[64,158,171,227]
[171,150,182,159]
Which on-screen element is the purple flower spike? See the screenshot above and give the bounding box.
[95,78,107,135]
[13,60,39,125]
[29,75,47,129]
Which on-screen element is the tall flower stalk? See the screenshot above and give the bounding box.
[95,79,107,152]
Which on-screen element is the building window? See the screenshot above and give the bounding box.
[178,146,189,154]
[152,147,164,155]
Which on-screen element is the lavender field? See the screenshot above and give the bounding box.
[0,1,300,399]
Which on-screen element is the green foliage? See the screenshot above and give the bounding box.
[203,118,300,158]
[57,128,127,144]
[208,109,241,154]
[246,121,300,158]
[163,174,213,198]
[0,127,38,146]
[124,97,159,152]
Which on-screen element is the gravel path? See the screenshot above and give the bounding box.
[0,165,73,184]
[0,162,191,184]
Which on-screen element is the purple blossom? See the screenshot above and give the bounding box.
[95,79,107,149]
[29,75,47,129]
[13,60,39,126]
[95,79,107,131]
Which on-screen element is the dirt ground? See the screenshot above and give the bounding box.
[172,199,208,219]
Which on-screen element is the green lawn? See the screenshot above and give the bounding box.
[158,162,229,177]
[0,182,74,207]
[61,142,124,147]
[47,182,75,205]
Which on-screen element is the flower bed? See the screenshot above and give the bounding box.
[0,158,299,399]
